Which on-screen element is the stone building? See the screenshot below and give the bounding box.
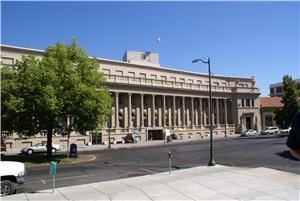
[1,44,261,148]
[259,97,283,129]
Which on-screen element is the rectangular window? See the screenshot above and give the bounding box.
[139,73,146,79]
[128,72,135,81]
[128,71,135,77]
[1,57,14,66]
[115,70,123,76]
[161,76,167,81]
[241,99,245,107]
[265,116,273,127]
[213,82,219,86]
[102,68,110,75]
[252,99,255,107]
[270,88,274,95]
[170,77,176,82]
[179,78,185,82]
[150,74,157,80]
[276,87,283,93]
[246,99,250,107]
[188,79,193,83]
[197,80,202,85]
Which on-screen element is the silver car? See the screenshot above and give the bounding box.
[21,142,60,155]
[240,129,257,137]
[260,127,280,135]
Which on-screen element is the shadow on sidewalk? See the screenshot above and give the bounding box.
[276,150,300,161]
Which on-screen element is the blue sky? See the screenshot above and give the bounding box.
[2,1,299,96]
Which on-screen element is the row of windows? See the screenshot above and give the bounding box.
[240,99,255,107]
[270,87,283,95]
[102,68,229,87]
[271,84,300,95]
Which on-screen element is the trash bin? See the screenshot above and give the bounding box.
[69,143,77,158]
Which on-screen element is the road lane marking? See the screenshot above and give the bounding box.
[140,168,156,174]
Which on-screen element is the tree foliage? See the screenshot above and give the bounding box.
[1,40,111,157]
[274,75,299,128]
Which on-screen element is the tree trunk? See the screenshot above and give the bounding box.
[67,133,70,158]
[47,128,53,158]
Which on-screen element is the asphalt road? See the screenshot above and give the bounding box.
[19,136,299,194]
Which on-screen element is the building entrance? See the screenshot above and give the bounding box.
[147,129,164,141]
[246,117,252,129]
[92,132,102,144]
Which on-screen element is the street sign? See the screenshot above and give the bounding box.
[49,161,57,176]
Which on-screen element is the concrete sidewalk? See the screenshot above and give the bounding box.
[4,165,299,200]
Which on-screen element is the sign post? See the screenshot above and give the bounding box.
[168,151,171,175]
[49,161,57,193]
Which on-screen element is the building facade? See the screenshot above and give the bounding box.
[270,79,300,97]
[1,45,261,148]
[260,97,283,129]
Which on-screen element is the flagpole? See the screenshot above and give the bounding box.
[157,36,160,59]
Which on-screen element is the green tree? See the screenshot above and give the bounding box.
[275,75,299,128]
[1,40,111,157]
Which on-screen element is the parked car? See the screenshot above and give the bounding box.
[0,161,26,196]
[277,127,291,137]
[20,142,60,155]
[280,127,291,134]
[260,127,280,135]
[240,129,257,137]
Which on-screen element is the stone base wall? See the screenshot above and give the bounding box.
[100,125,236,144]
[4,135,89,149]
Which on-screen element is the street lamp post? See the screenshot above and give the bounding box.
[192,57,216,166]
[108,92,113,149]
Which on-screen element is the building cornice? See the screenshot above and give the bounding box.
[1,44,255,82]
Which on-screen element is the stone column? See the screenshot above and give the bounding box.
[195,98,199,127]
[141,94,144,128]
[216,98,220,127]
[182,96,185,127]
[128,93,132,128]
[168,106,172,127]
[199,98,203,127]
[203,99,207,126]
[158,97,162,127]
[115,92,119,129]
[224,99,228,125]
[173,96,176,128]
[163,95,166,127]
[191,97,194,128]
[177,98,181,126]
[152,95,155,127]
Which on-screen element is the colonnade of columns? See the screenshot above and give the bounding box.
[110,92,232,130]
